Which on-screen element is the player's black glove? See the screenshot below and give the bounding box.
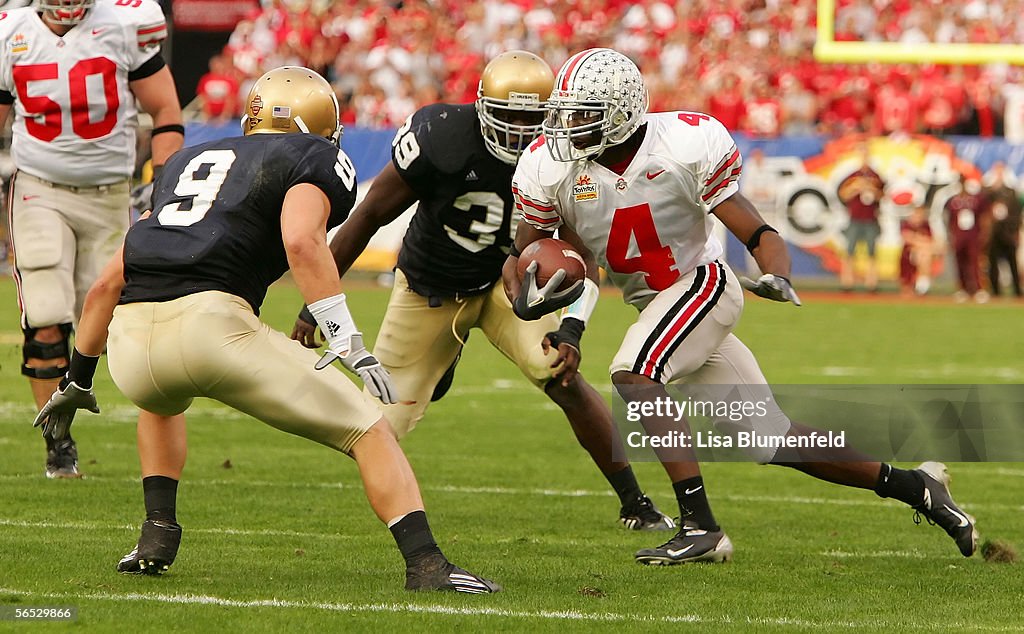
[739,274,802,306]
[513,261,585,321]
[33,376,100,441]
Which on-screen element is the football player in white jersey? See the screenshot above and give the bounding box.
[0,0,183,477]
[505,48,979,564]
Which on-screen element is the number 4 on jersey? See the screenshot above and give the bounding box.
[606,203,678,291]
[678,112,710,126]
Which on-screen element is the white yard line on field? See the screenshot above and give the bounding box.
[0,518,358,541]
[1,473,1019,512]
[818,549,930,559]
[0,516,985,562]
[0,585,1019,630]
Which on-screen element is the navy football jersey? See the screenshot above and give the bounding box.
[392,104,517,297]
[121,134,357,313]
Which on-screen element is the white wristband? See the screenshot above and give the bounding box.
[561,278,599,324]
[308,293,358,354]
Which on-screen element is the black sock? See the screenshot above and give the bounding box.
[606,466,643,506]
[389,510,444,567]
[143,475,179,523]
[874,463,925,506]
[673,476,719,531]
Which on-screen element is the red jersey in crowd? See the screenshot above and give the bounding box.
[707,82,746,131]
[839,166,885,222]
[945,190,988,244]
[743,96,783,138]
[197,71,240,120]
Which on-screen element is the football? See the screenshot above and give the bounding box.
[516,238,587,291]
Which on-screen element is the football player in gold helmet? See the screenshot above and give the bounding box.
[291,52,675,533]
[34,66,500,593]
[475,50,552,164]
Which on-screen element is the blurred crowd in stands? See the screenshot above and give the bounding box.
[196,0,1024,137]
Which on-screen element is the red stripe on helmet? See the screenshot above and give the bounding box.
[558,50,596,92]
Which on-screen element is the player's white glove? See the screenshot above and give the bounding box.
[32,377,100,441]
[130,181,154,213]
[315,333,398,405]
[739,274,802,306]
[513,261,585,321]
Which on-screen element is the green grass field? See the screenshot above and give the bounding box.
[1,277,1022,632]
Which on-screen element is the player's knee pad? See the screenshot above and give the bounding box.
[22,323,72,379]
[14,230,63,271]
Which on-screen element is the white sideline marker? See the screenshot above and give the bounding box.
[3,585,1020,630]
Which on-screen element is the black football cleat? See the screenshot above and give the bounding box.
[405,556,500,594]
[45,436,82,479]
[912,461,978,557]
[619,495,675,531]
[118,519,182,575]
[635,520,733,565]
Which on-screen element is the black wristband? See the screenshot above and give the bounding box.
[151,123,185,137]
[746,224,778,254]
[298,304,316,326]
[509,242,522,258]
[548,317,585,350]
[68,349,100,389]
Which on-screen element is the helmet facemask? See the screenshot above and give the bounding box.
[475,50,554,165]
[475,92,546,165]
[39,0,95,26]
[543,49,649,162]
[544,97,633,162]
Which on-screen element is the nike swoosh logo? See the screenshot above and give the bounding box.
[21,194,39,201]
[684,486,703,495]
[944,504,970,528]
[666,544,694,557]
[92,29,104,35]
[646,169,665,180]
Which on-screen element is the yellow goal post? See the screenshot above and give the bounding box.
[814,0,1024,65]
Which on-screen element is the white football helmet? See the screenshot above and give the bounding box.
[38,0,94,25]
[475,50,553,165]
[543,48,649,162]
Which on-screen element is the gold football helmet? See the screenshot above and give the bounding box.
[475,51,553,165]
[241,66,342,144]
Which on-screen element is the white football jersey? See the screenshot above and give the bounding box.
[0,0,167,186]
[513,111,741,309]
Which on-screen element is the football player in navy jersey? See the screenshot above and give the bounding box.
[291,51,672,531]
[33,67,498,594]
